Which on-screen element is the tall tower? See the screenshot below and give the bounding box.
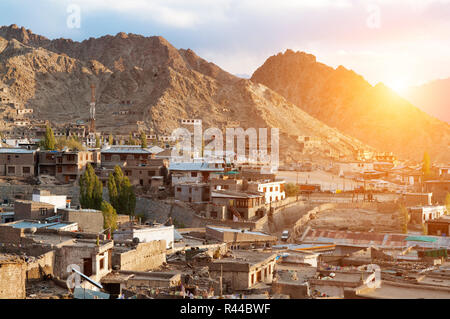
[89,84,96,133]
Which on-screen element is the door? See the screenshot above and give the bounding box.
[83,258,93,277]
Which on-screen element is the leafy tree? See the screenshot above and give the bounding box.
[101,200,118,232]
[140,131,148,148]
[445,193,450,215]
[109,134,114,145]
[95,135,101,149]
[79,163,103,210]
[399,204,409,234]
[107,172,119,208]
[285,183,299,197]
[422,151,433,180]
[128,133,137,145]
[56,136,86,151]
[42,124,56,150]
[107,165,136,216]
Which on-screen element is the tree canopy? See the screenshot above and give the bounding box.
[140,131,148,148]
[79,163,103,210]
[107,165,136,216]
[101,200,118,233]
[41,124,56,150]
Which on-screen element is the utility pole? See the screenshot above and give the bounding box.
[220,265,223,298]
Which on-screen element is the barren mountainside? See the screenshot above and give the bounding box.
[0,25,375,160]
[404,78,450,124]
[251,50,450,162]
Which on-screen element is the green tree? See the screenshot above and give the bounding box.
[128,133,137,145]
[56,136,86,151]
[107,165,136,216]
[422,151,433,180]
[95,135,101,148]
[445,193,450,215]
[285,183,299,197]
[42,124,56,150]
[109,134,113,146]
[399,204,409,234]
[101,200,118,232]
[107,172,119,209]
[79,163,103,210]
[140,131,148,148]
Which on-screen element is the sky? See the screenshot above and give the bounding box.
[1,0,450,92]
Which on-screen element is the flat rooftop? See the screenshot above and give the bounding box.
[9,220,76,230]
[207,226,273,238]
[359,281,450,299]
[212,250,277,265]
[0,148,34,154]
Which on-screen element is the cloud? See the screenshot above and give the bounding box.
[1,0,450,85]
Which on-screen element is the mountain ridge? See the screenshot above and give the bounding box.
[0,24,372,162]
[251,49,450,162]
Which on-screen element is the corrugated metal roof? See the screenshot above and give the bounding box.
[303,229,450,249]
[101,146,151,154]
[169,162,224,172]
[0,148,34,154]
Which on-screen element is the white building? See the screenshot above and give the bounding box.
[408,206,447,225]
[32,189,68,210]
[114,225,175,249]
[248,180,286,204]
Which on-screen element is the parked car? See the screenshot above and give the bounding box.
[281,230,289,241]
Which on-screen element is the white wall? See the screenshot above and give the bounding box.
[32,194,67,210]
[114,225,174,249]
[256,181,286,204]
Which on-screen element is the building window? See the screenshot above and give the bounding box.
[99,258,104,270]
[7,166,15,174]
[177,188,181,192]
[39,208,48,216]
[120,154,127,161]
[104,154,111,161]
[191,172,197,177]
[23,167,31,174]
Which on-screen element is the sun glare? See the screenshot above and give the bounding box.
[386,79,408,94]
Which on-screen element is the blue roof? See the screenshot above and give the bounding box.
[11,221,56,229]
[101,146,151,154]
[11,221,74,230]
[169,162,224,172]
[0,148,34,154]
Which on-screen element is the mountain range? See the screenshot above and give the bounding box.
[0,24,448,162]
[403,78,450,124]
[251,50,450,162]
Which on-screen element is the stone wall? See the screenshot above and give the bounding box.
[0,258,26,299]
[112,241,166,272]
[271,281,309,298]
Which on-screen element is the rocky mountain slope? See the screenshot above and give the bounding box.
[251,50,450,162]
[0,24,371,161]
[403,78,450,124]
